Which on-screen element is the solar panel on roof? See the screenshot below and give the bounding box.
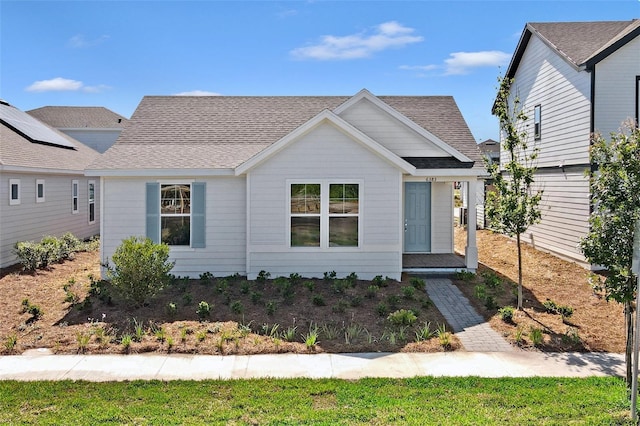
[0,103,76,149]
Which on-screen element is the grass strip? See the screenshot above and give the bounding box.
[0,376,633,425]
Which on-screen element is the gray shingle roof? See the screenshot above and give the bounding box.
[506,20,640,78]
[89,94,482,171]
[27,106,128,129]
[1,105,100,171]
[478,139,499,154]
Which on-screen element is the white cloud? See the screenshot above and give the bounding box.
[443,51,510,75]
[67,34,110,48]
[173,90,222,96]
[290,21,423,60]
[25,77,110,93]
[26,77,83,92]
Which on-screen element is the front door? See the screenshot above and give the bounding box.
[404,182,431,252]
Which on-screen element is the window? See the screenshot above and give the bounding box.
[36,179,45,203]
[290,182,359,248]
[290,184,321,247]
[9,179,20,205]
[72,180,79,213]
[160,184,191,246]
[534,104,541,140]
[146,182,205,248]
[88,181,95,223]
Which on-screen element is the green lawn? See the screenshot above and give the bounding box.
[0,377,632,425]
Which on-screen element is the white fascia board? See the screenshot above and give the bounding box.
[411,168,488,178]
[0,164,85,175]
[334,89,472,162]
[85,168,235,177]
[235,109,416,175]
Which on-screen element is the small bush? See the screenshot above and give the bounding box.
[402,286,416,300]
[455,270,476,281]
[323,271,337,282]
[4,333,18,353]
[199,272,214,285]
[312,295,326,306]
[266,301,277,316]
[106,236,175,306]
[436,323,452,349]
[366,285,379,299]
[239,281,251,294]
[474,285,487,301]
[196,301,211,321]
[13,241,46,271]
[250,291,263,305]
[182,293,193,306]
[372,275,387,287]
[303,281,315,292]
[166,302,178,317]
[499,306,515,322]
[484,296,497,310]
[481,270,502,289]
[376,302,389,317]
[387,309,417,326]
[332,299,348,313]
[230,301,244,315]
[414,322,435,342]
[530,327,544,346]
[543,299,574,319]
[289,273,302,285]
[409,277,425,290]
[256,270,270,283]
[344,272,358,287]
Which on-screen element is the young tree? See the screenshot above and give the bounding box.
[580,122,640,386]
[486,76,543,310]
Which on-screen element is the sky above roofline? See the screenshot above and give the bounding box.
[1,0,637,142]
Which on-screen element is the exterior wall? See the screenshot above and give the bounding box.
[504,35,592,168]
[247,122,404,280]
[594,36,640,138]
[101,176,246,278]
[61,129,121,154]
[338,98,448,157]
[0,172,100,268]
[504,34,593,264]
[522,168,591,262]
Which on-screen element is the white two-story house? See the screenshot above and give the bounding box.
[500,19,640,264]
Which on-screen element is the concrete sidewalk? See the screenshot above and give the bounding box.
[0,350,625,382]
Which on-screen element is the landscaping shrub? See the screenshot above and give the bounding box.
[14,233,89,271]
[13,241,46,271]
[387,309,417,326]
[106,236,175,306]
[498,306,515,322]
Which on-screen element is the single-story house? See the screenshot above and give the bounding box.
[0,100,101,268]
[86,90,485,280]
[27,106,128,154]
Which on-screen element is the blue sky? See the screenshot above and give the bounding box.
[1,1,638,142]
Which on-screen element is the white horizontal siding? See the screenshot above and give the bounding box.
[61,129,121,154]
[430,182,453,253]
[339,97,448,157]
[247,122,403,280]
[521,169,590,262]
[0,173,100,268]
[101,176,246,278]
[504,35,591,168]
[594,36,640,138]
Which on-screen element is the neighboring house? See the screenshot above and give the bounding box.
[0,101,101,268]
[27,106,128,153]
[500,19,640,264]
[86,90,485,280]
[478,139,500,165]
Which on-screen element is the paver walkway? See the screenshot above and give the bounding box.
[420,277,514,352]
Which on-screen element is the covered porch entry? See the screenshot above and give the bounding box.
[402,178,479,273]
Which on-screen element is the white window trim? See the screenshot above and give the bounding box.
[287,179,362,250]
[9,179,20,206]
[72,180,79,214]
[36,179,45,203]
[88,180,96,223]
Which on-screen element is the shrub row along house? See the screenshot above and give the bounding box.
[0,101,101,268]
[499,19,640,264]
[86,89,485,280]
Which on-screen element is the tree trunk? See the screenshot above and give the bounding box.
[626,299,633,388]
[517,233,523,310]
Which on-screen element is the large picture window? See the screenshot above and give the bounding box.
[160,184,191,246]
[290,182,359,248]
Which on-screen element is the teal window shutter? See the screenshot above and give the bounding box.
[146,183,160,243]
[192,182,206,248]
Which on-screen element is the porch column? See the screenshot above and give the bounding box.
[465,179,478,271]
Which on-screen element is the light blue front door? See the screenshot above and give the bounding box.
[404,182,431,253]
